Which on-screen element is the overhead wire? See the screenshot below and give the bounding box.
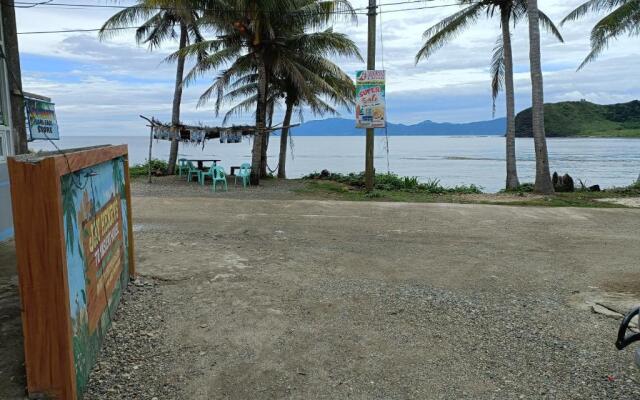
[11,0,458,9]
[15,2,469,34]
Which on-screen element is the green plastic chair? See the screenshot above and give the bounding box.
[211,165,228,192]
[186,161,200,182]
[199,163,216,185]
[235,163,251,188]
[177,158,189,176]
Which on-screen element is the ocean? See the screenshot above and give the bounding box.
[29,135,640,193]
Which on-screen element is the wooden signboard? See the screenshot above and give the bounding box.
[8,145,135,399]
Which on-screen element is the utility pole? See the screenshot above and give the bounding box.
[1,0,28,155]
[364,0,376,191]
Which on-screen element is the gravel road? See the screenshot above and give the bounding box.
[82,194,640,399]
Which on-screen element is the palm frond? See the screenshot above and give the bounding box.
[490,35,505,118]
[538,10,564,42]
[99,4,158,42]
[578,0,640,69]
[415,2,485,63]
[562,0,631,24]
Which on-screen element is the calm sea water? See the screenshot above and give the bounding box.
[30,135,640,193]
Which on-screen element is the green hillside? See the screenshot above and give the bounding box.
[515,100,640,137]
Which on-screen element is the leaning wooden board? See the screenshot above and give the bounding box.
[8,145,135,399]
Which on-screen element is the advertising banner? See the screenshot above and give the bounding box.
[25,96,59,141]
[61,156,131,396]
[355,70,386,128]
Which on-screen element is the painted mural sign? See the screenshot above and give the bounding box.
[355,70,386,129]
[61,156,131,396]
[25,96,60,141]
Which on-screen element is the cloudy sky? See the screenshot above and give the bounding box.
[15,0,640,136]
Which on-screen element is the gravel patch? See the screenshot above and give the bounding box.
[131,175,306,200]
[85,278,183,400]
[85,196,640,399]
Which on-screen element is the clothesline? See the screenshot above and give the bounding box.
[139,115,299,143]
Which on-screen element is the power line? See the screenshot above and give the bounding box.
[11,0,370,10]
[17,26,137,34]
[381,2,469,13]
[11,0,459,10]
[15,2,468,34]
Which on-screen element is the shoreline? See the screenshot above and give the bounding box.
[131,175,640,208]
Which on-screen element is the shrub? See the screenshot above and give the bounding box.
[607,180,640,195]
[129,159,168,177]
[500,183,534,194]
[302,171,482,194]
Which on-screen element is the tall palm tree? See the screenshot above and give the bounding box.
[180,0,355,184]
[526,0,554,193]
[208,28,360,178]
[99,0,203,175]
[562,0,639,69]
[276,44,358,178]
[415,0,562,191]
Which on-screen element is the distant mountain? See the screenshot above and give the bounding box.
[515,100,640,137]
[290,117,506,136]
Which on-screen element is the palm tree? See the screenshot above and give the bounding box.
[562,0,639,69]
[526,0,554,193]
[99,0,203,175]
[207,28,360,178]
[276,43,358,179]
[180,0,355,184]
[415,0,562,191]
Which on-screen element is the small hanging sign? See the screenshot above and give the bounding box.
[355,70,386,129]
[25,95,60,141]
[220,130,242,143]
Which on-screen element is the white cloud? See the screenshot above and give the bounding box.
[14,0,640,134]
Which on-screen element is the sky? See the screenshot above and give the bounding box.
[15,0,640,136]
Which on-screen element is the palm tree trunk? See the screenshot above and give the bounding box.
[167,21,188,175]
[278,98,294,179]
[260,131,270,178]
[260,101,274,178]
[526,0,554,194]
[501,10,519,190]
[251,53,267,185]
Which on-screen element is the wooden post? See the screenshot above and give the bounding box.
[364,0,377,191]
[1,0,28,155]
[140,115,154,184]
[148,125,153,183]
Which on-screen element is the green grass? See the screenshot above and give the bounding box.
[296,177,640,208]
[302,172,482,194]
[129,159,168,177]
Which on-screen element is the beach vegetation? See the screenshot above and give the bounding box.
[129,159,169,177]
[562,0,640,69]
[303,171,483,194]
[172,0,357,186]
[99,0,204,175]
[414,0,562,192]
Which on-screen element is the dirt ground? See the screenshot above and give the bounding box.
[0,240,25,400]
[2,179,640,399]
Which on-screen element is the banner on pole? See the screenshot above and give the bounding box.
[355,70,385,129]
